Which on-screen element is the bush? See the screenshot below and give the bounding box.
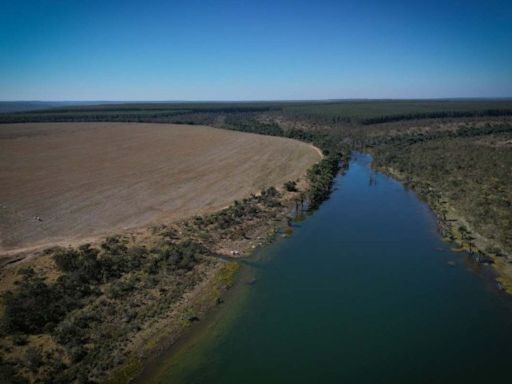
[307,155,340,209]
[0,356,27,384]
[12,334,28,346]
[159,239,207,271]
[24,347,43,372]
[2,277,71,334]
[54,245,101,282]
[107,277,137,299]
[284,180,298,192]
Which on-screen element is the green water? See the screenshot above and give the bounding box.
[144,153,512,384]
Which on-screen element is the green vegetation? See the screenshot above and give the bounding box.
[3,99,512,126]
[2,99,512,382]
[1,235,212,382]
[306,156,341,209]
[282,100,512,124]
[284,180,298,192]
[370,122,512,257]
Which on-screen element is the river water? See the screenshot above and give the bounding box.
[144,153,512,384]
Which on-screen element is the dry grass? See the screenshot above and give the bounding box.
[0,122,320,255]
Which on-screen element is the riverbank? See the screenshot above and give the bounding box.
[108,152,349,383]
[362,119,512,295]
[370,160,512,294]
[0,179,301,383]
[0,143,348,383]
[105,187,308,383]
[129,152,512,384]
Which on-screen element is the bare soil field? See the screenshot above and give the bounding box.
[0,122,320,255]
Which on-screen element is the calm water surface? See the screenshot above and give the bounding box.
[145,153,512,384]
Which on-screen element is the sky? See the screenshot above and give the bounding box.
[1,0,511,101]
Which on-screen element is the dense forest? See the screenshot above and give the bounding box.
[2,99,512,126]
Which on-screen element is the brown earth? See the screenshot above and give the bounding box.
[0,122,320,255]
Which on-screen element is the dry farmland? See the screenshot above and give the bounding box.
[0,122,320,254]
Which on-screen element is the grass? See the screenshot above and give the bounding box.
[216,261,240,289]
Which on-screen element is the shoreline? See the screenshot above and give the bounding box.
[127,240,258,384]
[109,152,348,383]
[370,159,512,294]
[0,176,307,383]
[0,140,346,384]
[106,192,296,383]
[123,150,511,384]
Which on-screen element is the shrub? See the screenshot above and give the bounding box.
[24,347,43,372]
[2,277,69,334]
[284,180,298,192]
[0,356,27,384]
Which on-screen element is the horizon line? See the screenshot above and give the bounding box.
[2,97,512,103]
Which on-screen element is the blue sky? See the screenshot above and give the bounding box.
[1,0,511,100]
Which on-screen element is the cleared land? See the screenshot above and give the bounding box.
[0,122,320,254]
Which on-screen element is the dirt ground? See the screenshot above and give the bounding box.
[0,122,320,255]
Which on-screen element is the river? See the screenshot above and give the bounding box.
[141,152,512,384]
